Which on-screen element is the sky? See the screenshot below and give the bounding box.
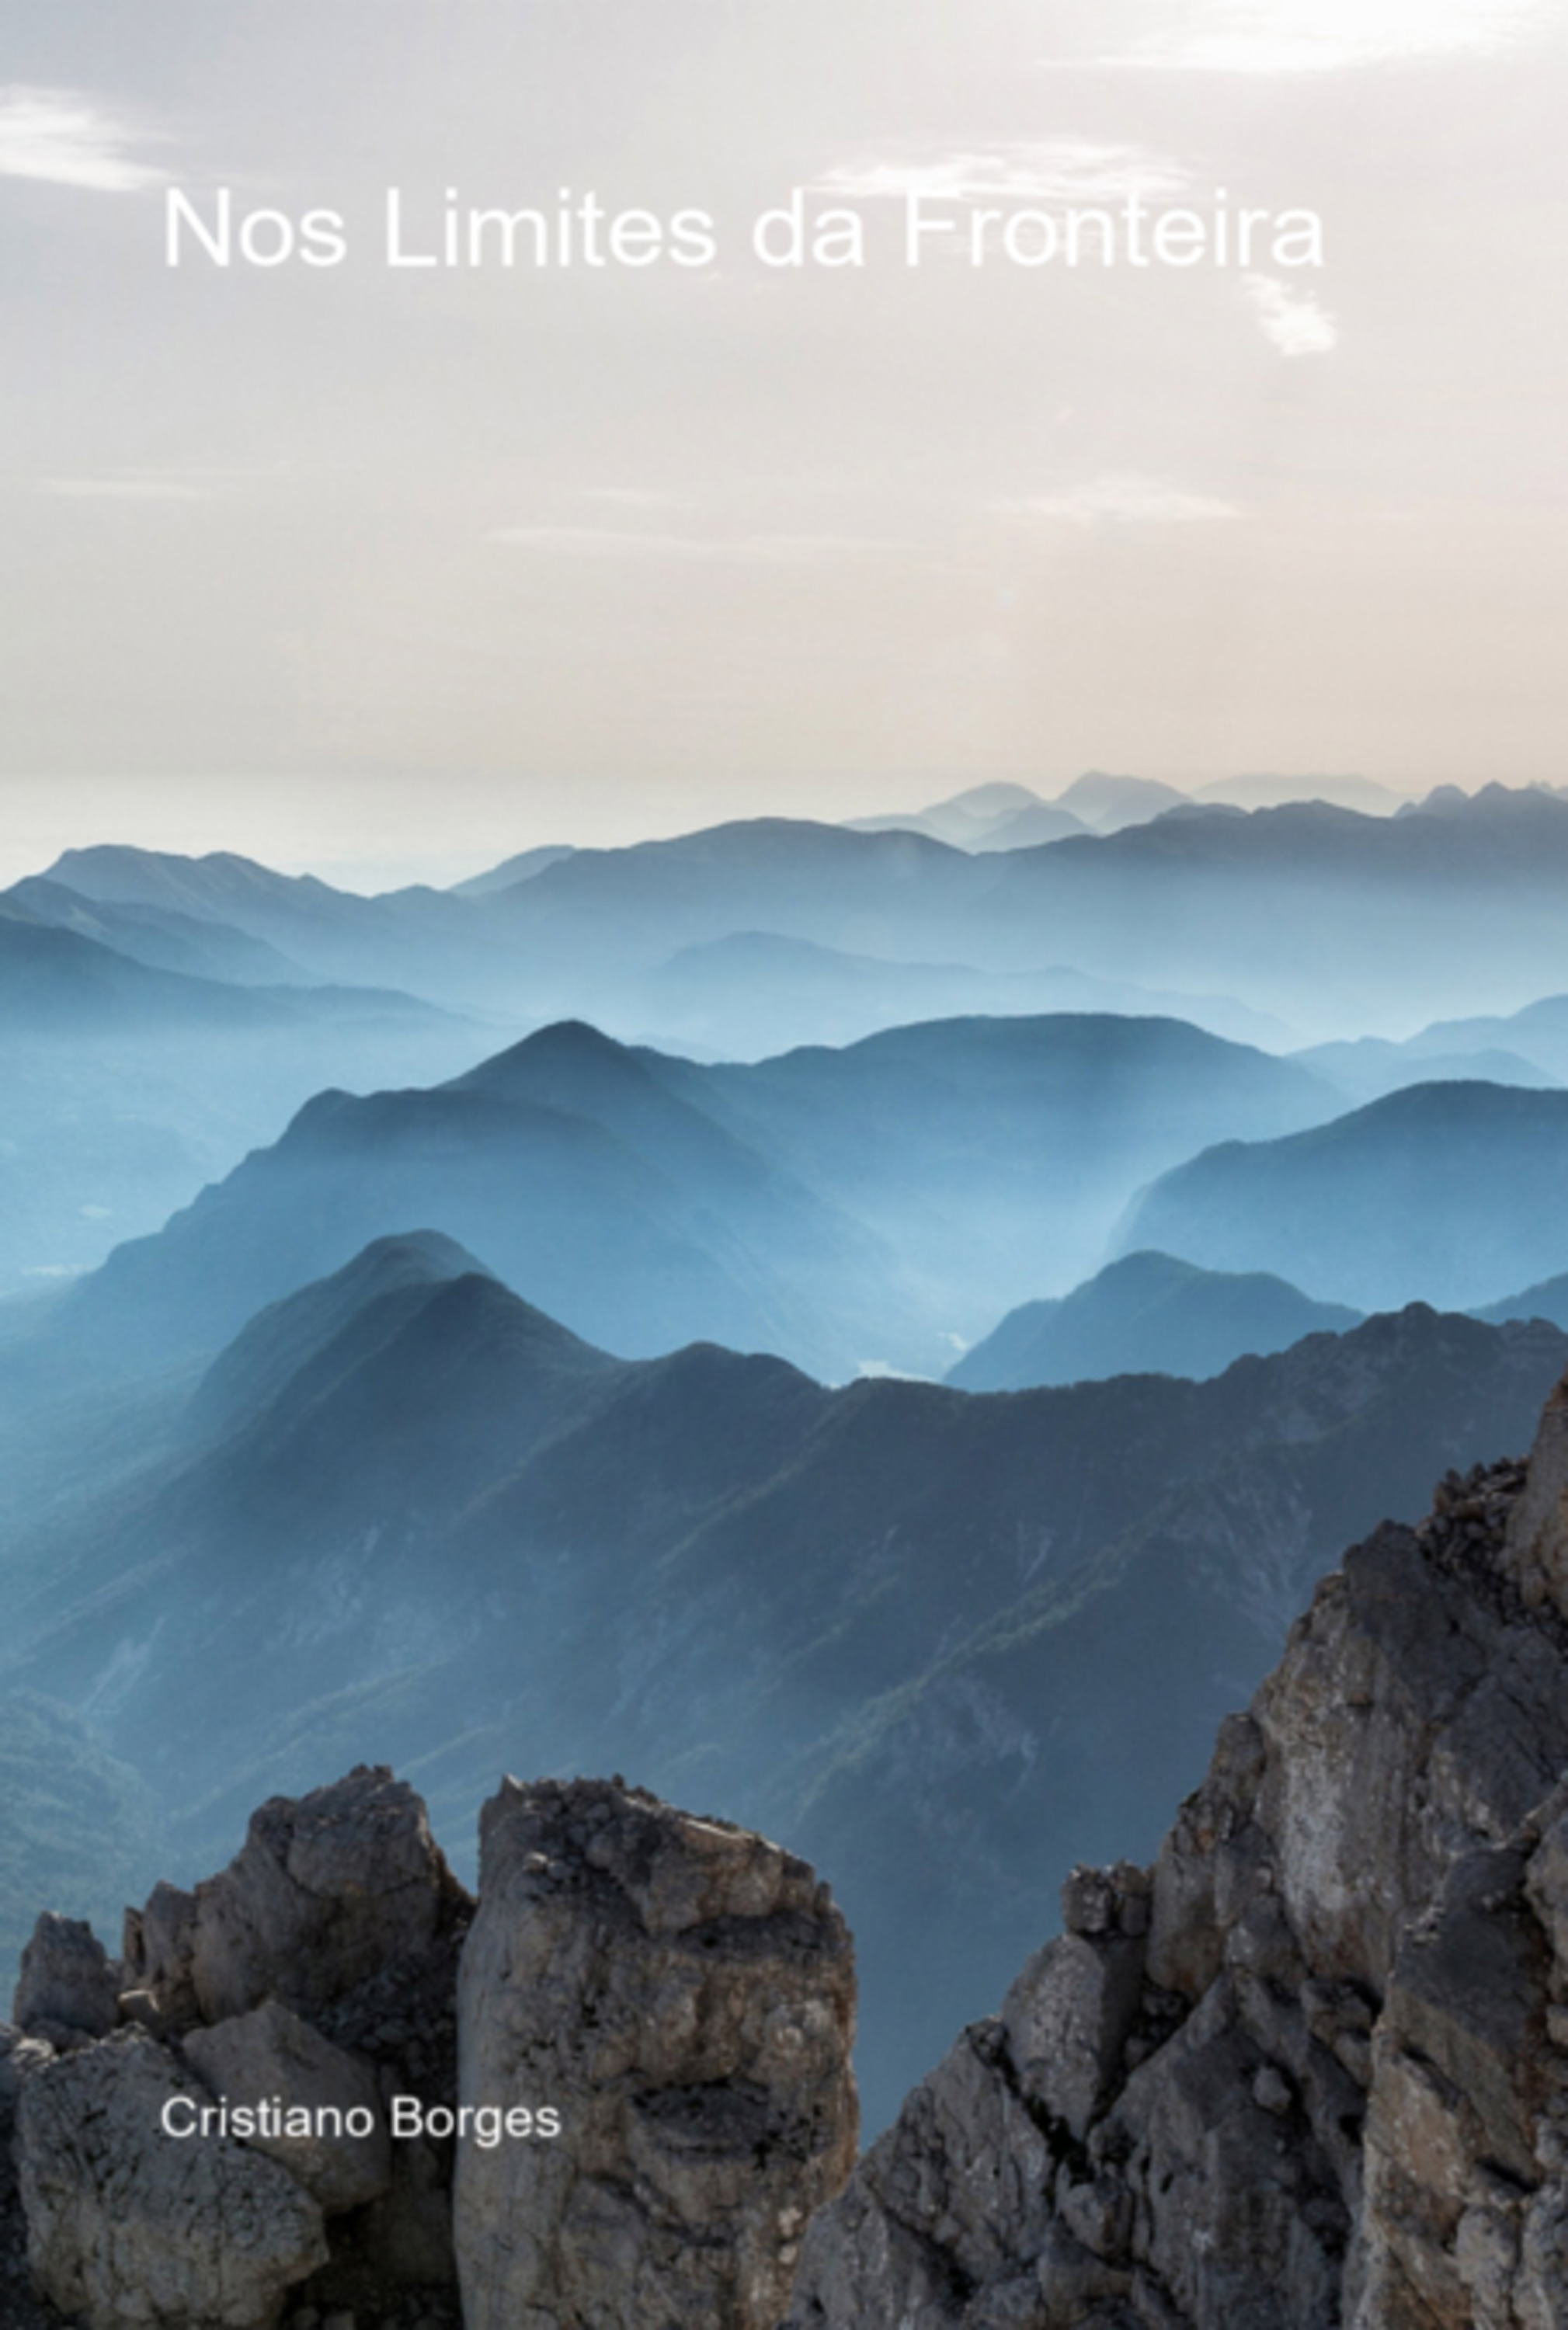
[2,0,1566,885]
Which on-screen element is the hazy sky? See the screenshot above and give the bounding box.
[2,0,1566,883]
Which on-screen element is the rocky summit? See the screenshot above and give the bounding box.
[784,1369,1568,2329]
[8,1372,1568,2327]
[0,1768,857,2330]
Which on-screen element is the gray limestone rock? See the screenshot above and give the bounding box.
[454,1774,857,2330]
[16,2026,327,2329]
[120,1882,200,2033]
[785,1372,1568,2330]
[183,2001,391,2216]
[1506,1372,1568,1615]
[12,1914,120,2045]
[179,1765,464,2026]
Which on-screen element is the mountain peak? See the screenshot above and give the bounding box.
[442,1017,648,1103]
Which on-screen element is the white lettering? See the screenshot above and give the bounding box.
[906,193,958,267]
[165,188,230,267]
[386,188,437,268]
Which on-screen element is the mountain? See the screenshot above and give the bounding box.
[2,1250,1560,2127]
[0,916,485,1299]
[1292,1033,1560,1102]
[948,1250,1362,1391]
[1410,991,1568,1082]
[5,875,314,986]
[184,1229,494,1441]
[0,914,447,1038]
[1193,769,1408,814]
[1473,1268,1568,1331]
[36,789,1568,1045]
[1121,1080,1568,1312]
[639,934,1292,1059]
[449,843,577,897]
[60,1021,885,1377]
[0,1692,158,1978]
[847,783,1087,850]
[784,1372,1568,2328]
[1053,770,1190,830]
[55,1014,1334,1379]
[975,787,1568,1032]
[1294,987,1568,1097]
[43,826,1001,1018]
[38,843,491,1003]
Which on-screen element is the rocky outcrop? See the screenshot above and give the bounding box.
[12,1915,121,2050]
[135,1764,468,2030]
[784,1386,1568,2330]
[3,1765,854,2330]
[17,2031,329,2329]
[2,1765,472,2328]
[455,1775,859,2330]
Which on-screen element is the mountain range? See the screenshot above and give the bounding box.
[2,1231,1562,2124]
[48,1013,1334,1379]
[16,784,1568,1047]
[845,770,1410,849]
[0,910,482,1296]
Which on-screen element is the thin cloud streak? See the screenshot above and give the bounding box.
[36,476,210,501]
[488,526,887,563]
[1006,477,1243,525]
[0,85,166,192]
[815,139,1192,207]
[1047,0,1555,75]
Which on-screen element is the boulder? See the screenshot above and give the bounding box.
[183,2001,391,2215]
[179,1765,464,2025]
[16,2027,326,2329]
[454,1774,857,2330]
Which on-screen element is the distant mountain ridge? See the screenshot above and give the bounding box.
[949,1250,1361,1391]
[23,784,1568,1041]
[0,913,447,1036]
[641,933,1290,1057]
[1123,1078,1568,1312]
[56,1012,1335,1379]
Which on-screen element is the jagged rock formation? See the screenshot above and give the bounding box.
[2,1765,854,2330]
[19,2031,330,2328]
[5,1767,468,2330]
[784,1375,1568,2328]
[455,1776,858,2330]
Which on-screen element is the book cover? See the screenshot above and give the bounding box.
[2,8,1566,2325]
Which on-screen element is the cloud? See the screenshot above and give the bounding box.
[1245,275,1339,355]
[0,85,166,193]
[1056,0,1553,75]
[489,526,883,563]
[581,489,690,513]
[815,139,1192,207]
[36,475,210,501]
[1007,477,1242,526]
